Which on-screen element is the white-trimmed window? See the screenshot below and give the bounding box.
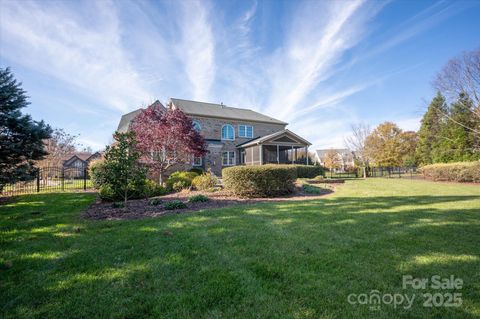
[193,156,202,166]
[221,124,234,140]
[222,151,235,166]
[238,125,253,138]
[192,120,201,132]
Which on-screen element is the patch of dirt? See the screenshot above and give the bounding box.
[82,185,334,221]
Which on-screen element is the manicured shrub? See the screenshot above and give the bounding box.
[99,184,116,201]
[302,184,323,194]
[293,165,325,178]
[164,200,187,210]
[144,179,168,198]
[419,161,480,182]
[148,198,163,206]
[188,194,209,203]
[166,171,199,191]
[222,165,297,198]
[192,171,218,190]
[89,159,107,188]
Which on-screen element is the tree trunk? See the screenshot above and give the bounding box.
[159,170,164,186]
[363,166,367,179]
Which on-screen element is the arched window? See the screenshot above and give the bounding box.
[221,124,234,140]
[192,120,201,132]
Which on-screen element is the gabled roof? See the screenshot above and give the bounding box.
[237,129,311,148]
[116,100,166,133]
[315,149,355,162]
[63,152,102,165]
[170,98,288,125]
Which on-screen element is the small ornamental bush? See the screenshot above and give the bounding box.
[166,171,199,191]
[99,184,116,201]
[192,171,218,190]
[419,161,480,182]
[302,184,323,194]
[148,198,163,206]
[164,200,187,210]
[188,194,209,203]
[222,165,297,197]
[144,179,168,198]
[89,159,107,188]
[293,165,325,178]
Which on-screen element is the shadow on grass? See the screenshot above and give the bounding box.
[1,192,479,318]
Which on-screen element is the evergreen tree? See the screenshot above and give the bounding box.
[432,93,479,162]
[102,132,147,206]
[0,68,52,191]
[416,92,447,165]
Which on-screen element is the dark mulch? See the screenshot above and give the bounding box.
[0,196,16,206]
[82,186,334,221]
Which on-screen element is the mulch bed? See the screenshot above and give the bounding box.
[82,185,334,221]
[306,179,345,184]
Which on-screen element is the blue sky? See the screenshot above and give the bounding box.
[1,0,479,151]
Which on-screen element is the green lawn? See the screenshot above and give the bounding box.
[1,179,479,318]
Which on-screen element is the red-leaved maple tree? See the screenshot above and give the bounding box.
[130,104,207,184]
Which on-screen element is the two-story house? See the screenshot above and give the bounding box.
[117,98,311,176]
[314,149,355,172]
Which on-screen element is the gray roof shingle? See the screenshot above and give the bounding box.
[116,100,166,133]
[170,98,288,125]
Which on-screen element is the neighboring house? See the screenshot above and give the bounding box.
[62,152,102,170]
[117,98,311,176]
[314,149,355,172]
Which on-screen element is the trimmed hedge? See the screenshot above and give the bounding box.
[222,165,297,197]
[293,165,325,178]
[419,161,480,183]
[192,171,218,190]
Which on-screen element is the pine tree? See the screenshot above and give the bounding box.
[416,92,447,165]
[0,68,52,191]
[432,93,479,162]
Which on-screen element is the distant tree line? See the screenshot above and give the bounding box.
[417,49,480,165]
[346,49,479,171]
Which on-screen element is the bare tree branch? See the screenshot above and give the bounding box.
[434,49,480,117]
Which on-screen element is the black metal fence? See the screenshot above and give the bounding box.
[368,166,421,179]
[1,167,92,196]
[325,170,359,179]
[325,167,422,179]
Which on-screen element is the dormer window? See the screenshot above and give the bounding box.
[221,124,234,140]
[238,125,253,138]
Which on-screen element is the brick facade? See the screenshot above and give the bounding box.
[188,115,286,175]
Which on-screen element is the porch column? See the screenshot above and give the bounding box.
[306,146,309,165]
[277,145,280,164]
[295,148,297,164]
[259,145,263,165]
[291,146,294,164]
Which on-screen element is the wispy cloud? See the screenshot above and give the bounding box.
[177,1,215,101]
[0,0,153,113]
[0,0,476,151]
[264,0,381,118]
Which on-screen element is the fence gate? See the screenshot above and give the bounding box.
[1,167,90,196]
